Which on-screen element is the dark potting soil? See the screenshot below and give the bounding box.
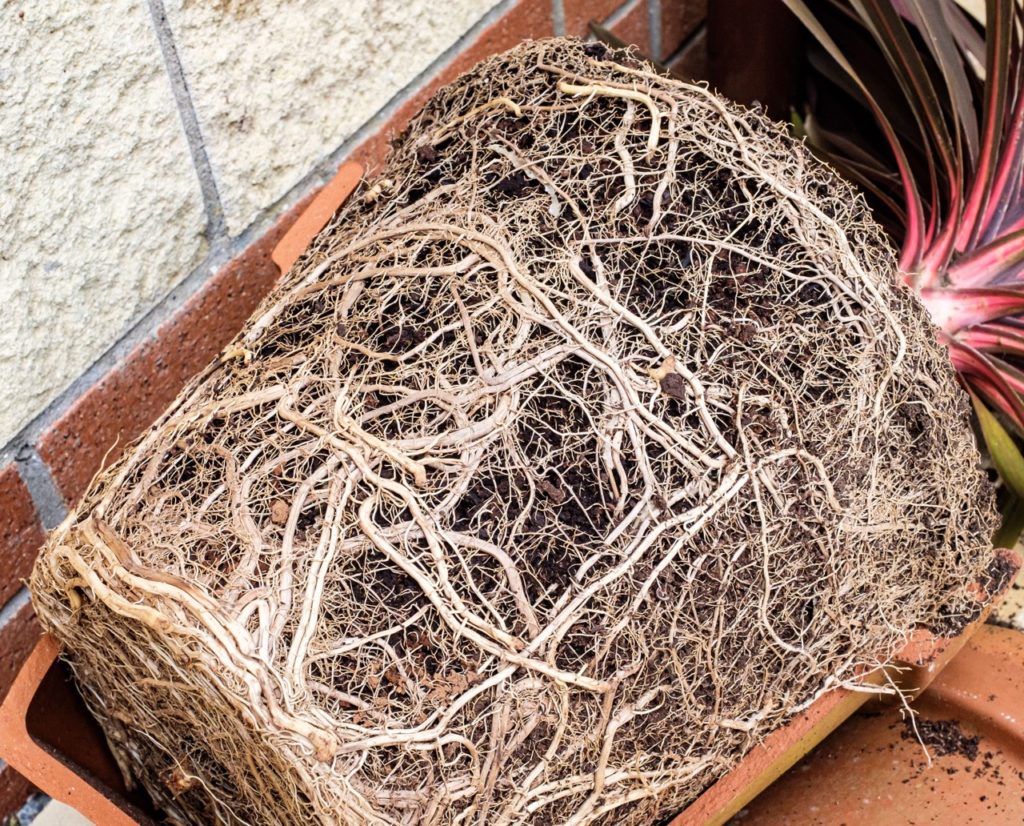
[924,553,1015,637]
[981,553,1018,599]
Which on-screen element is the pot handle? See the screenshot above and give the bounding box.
[271,161,363,274]
[0,634,139,826]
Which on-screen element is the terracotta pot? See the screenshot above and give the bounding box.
[0,634,156,825]
[667,548,1022,826]
[271,161,363,273]
[5,549,1017,825]
[1,161,1018,823]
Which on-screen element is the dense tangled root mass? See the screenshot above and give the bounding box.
[32,39,996,825]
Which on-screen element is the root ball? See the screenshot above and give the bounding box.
[32,39,996,825]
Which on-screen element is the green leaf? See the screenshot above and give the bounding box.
[790,109,807,140]
[993,493,1024,548]
[971,392,1024,499]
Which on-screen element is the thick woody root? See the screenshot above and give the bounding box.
[32,39,996,825]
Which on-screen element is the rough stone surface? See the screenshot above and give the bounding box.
[0,1,207,448]
[0,466,45,608]
[164,0,501,236]
[27,800,92,826]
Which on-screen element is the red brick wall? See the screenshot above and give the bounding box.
[0,0,708,815]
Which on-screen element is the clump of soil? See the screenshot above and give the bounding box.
[903,718,981,762]
[31,38,996,825]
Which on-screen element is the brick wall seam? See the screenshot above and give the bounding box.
[14,450,67,533]
[648,0,662,59]
[146,0,227,242]
[551,0,566,35]
[603,0,642,30]
[0,588,31,633]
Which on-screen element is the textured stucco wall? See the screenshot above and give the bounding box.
[0,1,207,448]
[0,0,499,449]
[165,0,503,234]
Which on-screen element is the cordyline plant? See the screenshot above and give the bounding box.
[783,0,1024,541]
